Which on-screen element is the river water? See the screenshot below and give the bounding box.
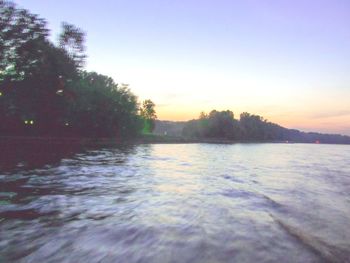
[0,143,350,262]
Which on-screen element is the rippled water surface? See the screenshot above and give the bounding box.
[1,143,350,262]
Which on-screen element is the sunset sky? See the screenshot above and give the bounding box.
[15,0,350,135]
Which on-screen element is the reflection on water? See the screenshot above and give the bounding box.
[0,142,80,171]
[1,143,350,262]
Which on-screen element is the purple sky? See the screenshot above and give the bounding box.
[14,0,350,135]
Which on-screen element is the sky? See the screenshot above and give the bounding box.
[14,0,350,135]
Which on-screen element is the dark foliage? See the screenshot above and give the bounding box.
[182,110,350,144]
[0,1,145,138]
[140,99,157,133]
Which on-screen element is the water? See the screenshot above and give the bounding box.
[1,143,350,263]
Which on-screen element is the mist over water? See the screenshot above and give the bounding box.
[1,144,350,262]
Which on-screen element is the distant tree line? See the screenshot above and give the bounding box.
[0,0,156,138]
[182,110,350,144]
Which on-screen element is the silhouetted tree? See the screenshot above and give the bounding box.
[183,110,238,139]
[140,99,157,133]
[0,0,49,82]
[182,109,350,144]
[65,72,142,138]
[0,1,146,139]
[59,22,86,68]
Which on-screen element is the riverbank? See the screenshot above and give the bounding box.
[0,135,334,147]
[0,135,191,147]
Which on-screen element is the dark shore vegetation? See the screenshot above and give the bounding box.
[0,0,155,139]
[181,111,350,144]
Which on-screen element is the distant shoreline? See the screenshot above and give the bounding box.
[1,135,349,147]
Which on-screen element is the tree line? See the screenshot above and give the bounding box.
[182,110,350,144]
[0,0,156,138]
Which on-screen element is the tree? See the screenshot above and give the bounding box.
[59,22,86,68]
[239,112,267,140]
[0,0,83,135]
[67,72,142,138]
[0,1,143,139]
[199,111,207,119]
[182,110,238,139]
[0,0,49,81]
[140,99,157,133]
